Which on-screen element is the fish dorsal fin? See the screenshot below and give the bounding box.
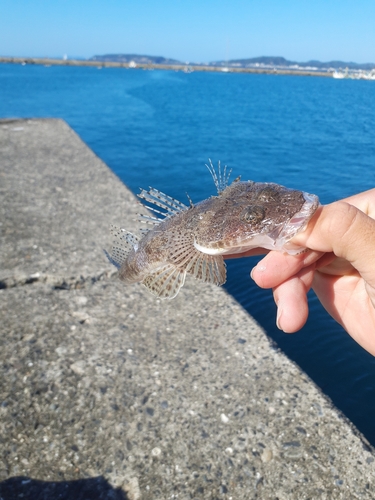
[169,235,227,285]
[186,192,194,207]
[138,187,188,218]
[205,159,232,195]
[142,264,186,299]
[137,213,164,231]
[105,225,139,269]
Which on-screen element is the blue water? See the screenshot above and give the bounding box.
[1,63,375,443]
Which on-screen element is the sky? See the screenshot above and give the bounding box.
[1,0,375,64]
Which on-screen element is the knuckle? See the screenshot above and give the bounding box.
[323,202,360,243]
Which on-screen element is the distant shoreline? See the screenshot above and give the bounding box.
[0,56,332,78]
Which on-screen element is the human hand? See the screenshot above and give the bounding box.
[243,189,375,355]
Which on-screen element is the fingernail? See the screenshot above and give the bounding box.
[251,263,266,280]
[276,307,283,330]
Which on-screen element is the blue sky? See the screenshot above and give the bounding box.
[1,0,375,63]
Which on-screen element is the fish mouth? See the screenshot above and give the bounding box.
[194,235,282,255]
[194,235,293,256]
[194,240,227,255]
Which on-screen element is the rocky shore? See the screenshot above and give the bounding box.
[0,118,374,499]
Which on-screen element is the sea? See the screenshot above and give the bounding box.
[1,63,375,444]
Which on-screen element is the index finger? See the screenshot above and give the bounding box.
[251,247,324,289]
[224,248,269,259]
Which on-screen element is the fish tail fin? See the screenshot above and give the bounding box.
[105,225,139,269]
[142,264,186,299]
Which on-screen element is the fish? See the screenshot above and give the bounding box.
[106,161,319,299]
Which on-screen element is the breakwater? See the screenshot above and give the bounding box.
[0,55,332,77]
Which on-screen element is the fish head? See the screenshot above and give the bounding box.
[192,181,319,255]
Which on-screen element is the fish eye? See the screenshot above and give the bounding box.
[257,187,278,202]
[241,205,265,224]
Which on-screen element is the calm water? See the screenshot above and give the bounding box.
[1,63,375,443]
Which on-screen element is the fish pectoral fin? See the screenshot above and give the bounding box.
[185,252,227,286]
[142,265,186,300]
[169,239,226,286]
[106,225,139,269]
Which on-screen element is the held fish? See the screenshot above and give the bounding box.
[106,161,319,299]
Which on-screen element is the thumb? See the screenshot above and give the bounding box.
[293,202,375,298]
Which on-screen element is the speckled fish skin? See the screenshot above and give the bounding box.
[192,180,319,256]
[107,163,319,299]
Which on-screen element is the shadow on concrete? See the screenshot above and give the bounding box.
[0,476,128,500]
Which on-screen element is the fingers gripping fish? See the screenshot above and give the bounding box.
[106,161,319,299]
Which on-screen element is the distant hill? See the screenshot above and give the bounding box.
[300,59,375,70]
[88,54,375,71]
[89,54,183,65]
[211,56,375,71]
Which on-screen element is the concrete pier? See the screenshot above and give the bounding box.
[1,118,374,499]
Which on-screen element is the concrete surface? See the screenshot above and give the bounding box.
[1,118,374,499]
